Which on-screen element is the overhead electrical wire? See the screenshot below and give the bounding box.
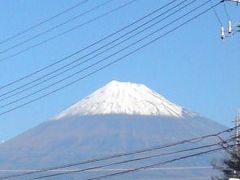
[0,0,121,55]
[211,0,223,26]
[1,123,236,180]
[0,0,202,108]
[31,138,236,180]
[0,0,223,116]
[0,1,205,104]
[0,0,89,45]
[3,127,236,179]
[0,0,137,62]
[86,144,236,180]
[0,0,176,90]
[0,0,195,102]
[223,2,231,21]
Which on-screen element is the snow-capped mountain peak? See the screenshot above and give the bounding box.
[54,80,192,120]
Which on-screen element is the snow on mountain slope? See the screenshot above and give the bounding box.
[55,81,194,120]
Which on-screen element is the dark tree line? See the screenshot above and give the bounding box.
[212,146,240,180]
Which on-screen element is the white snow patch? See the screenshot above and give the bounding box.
[54,81,193,120]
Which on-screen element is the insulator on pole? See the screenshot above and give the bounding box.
[221,26,225,40]
[228,21,232,33]
[225,0,240,5]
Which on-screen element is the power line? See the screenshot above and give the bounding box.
[0,0,176,90]
[1,123,236,180]
[0,0,194,102]
[86,144,235,180]
[0,0,89,45]
[0,0,222,116]
[3,127,236,179]
[223,2,231,20]
[0,0,118,55]
[211,0,223,25]
[0,0,137,62]
[0,0,214,111]
[0,166,214,173]
[31,138,235,180]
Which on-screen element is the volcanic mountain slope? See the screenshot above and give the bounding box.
[0,81,226,179]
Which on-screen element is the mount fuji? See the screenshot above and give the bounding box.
[0,81,226,179]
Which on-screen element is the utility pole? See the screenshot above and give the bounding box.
[236,112,240,151]
[230,112,240,180]
[220,0,240,40]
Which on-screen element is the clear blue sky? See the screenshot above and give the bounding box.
[0,0,239,141]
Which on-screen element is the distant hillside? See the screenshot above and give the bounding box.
[0,115,226,179]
